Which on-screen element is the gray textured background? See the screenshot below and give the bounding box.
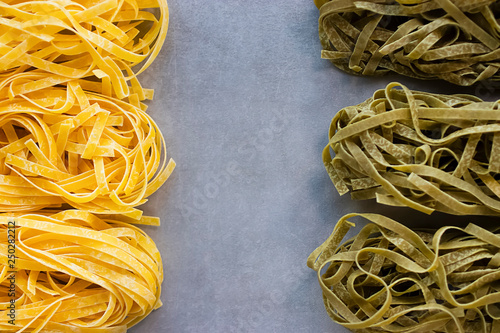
[131,1,498,332]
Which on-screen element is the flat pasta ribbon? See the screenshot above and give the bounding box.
[307,213,500,333]
[0,75,175,221]
[0,210,163,333]
[0,0,168,99]
[315,0,500,85]
[324,82,500,216]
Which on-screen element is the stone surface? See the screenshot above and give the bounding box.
[132,1,493,332]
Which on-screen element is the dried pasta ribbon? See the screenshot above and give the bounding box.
[325,82,500,216]
[307,213,500,333]
[0,0,168,99]
[0,75,175,221]
[315,0,500,86]
[0,210,163,333]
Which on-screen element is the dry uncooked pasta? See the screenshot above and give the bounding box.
[0,0,168,99]
[324,82,500,216]
[307,213,500,333]
[315,0,500,85]
[0,210,162,332]
[0,75,175,220]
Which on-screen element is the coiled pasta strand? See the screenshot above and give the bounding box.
[315,0,500,85]
[325,82,500,215]
[0,0,169,99]
[308,213,500,333]
[0,210,163,332]
[0,75,175,220]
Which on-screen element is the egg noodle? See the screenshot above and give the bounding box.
[0,1,172,331]
[0,0,168,99]
[308,213,500,333]
[0,210,162,333]
[314,0,500,85]
[324,82,500,216]
[0,74,175,221]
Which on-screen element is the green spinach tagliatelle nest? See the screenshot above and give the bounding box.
[324,82,500,215]
[315,0,500,85]
[307,213,500,333]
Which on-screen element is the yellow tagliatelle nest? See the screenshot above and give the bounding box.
[0,210,162,332]
[0,0,168,99]
[0,75,175,220]
[315,0,500,85]
[308,213,500,333]
[325,82,500,216]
